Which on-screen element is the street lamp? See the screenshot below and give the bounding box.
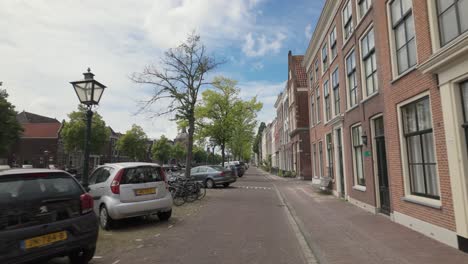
[70,68,107,190]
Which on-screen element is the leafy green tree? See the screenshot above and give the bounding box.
[228,98,262,161]
[116,124,148,161]
[132,33,221,178]
[61,105,110,154]
[0,88,22,156]
[152,135,172,164]
[196,76,240,165]
[192,145,208,164]
[253,122,266,155]
[171,142,186,162]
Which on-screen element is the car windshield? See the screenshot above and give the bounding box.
[0,173,83,204]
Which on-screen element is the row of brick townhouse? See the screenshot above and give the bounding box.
[276,0,468,252]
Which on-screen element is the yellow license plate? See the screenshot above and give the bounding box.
[23,231,67,250]
[135,188,156,196]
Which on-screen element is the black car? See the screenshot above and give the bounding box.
[0,169,99,264]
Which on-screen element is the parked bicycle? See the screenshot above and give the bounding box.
[168,175,206,206]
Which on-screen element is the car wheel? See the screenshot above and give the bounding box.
[99,206,114,230]
[205,179,215,189]
[158,209,172,221]
[69,246,95,264]
[223,183,230,188]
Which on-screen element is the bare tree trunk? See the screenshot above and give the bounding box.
[185,117,195,178]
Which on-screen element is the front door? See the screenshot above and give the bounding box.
[336,128,345,198]
[374,117,390,215]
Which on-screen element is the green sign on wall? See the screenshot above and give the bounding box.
[364,151,372,157]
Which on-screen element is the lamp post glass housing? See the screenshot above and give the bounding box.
[70,68,106,190]
[71,68,106,106]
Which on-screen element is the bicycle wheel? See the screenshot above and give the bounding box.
[170,187,185,206]
[183,183,198,203]
[197,182,206,200]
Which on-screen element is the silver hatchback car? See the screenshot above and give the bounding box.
[88,163,173,230]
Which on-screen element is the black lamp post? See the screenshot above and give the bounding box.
[70,68,106,190]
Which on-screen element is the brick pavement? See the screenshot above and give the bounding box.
[255,167,468,264]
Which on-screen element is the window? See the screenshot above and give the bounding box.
[332,68,340,115]
[436,0,468,46]
[330,26,337,59]
[324,80,331,121]
[314,60,320,83]
[461,82,468,152]
[358,0,371,19]
[311,93,316,125]
[322,44,329,72]
[352,125,365,186]
[313,143,317,177]
[361,28,378,96]
[401,96,439,199]
[390,0,416,74]
[319,141,324,177]
[343,1,354,40]
[346,50,358,107]
[326,134,334,178]
[309,71,314,86]
[316,86,321,123]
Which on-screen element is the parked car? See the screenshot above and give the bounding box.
[190,165,236,188]
[88,162,173,230]
[0,169,98,264]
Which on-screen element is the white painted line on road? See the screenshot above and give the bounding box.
[135,239,143,242]
[154,234,160,238]
[112,260,120,264]
[93,256,103,259]
[136,245,144,249]
[168,225,173,229]
[273,185,319,264]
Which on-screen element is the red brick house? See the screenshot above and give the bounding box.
[287,51,312,179]
[9,111,62,168]
[302,0,468,252]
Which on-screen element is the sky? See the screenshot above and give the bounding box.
[0,0,325,140]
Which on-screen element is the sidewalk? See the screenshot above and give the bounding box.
[255,168,468,264]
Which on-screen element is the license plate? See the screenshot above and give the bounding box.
[22,231,67,250]
[135,188,157,196]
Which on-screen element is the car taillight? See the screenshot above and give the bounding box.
[160,168,169,190]
[111,169,124,194]
[220,171,225,177]
[80,193,93,214]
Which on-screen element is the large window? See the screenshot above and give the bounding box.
[346,50,358,108]
[358,0,371,19]
[343,1,354,40]
[436,0,468,46]
[316,86,321,123]
[324,80,331,121]
[361,28,378,96]
[311,93,316,125]
[319,141,324,177]
[326,134,334,179]
[352,125,365,186]
[401,96,439,199]
[313,143,317,177]
[461,82,468,154]
[314,60,320,83]
[330,26,337,59]
[390,0,416,74]
[322,43,329,72]
[332,68,340,115]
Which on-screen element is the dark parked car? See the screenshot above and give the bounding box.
[190,165,237,188]
[0,169,99,264]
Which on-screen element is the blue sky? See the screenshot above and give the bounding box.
[0,0,324,139]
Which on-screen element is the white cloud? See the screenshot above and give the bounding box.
[305,23,313,39]
[237,80,286,124]
[0,0,286,140]
[242,32,287,57]
[251,62,264,71]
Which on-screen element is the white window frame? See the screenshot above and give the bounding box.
[342,0,354,42]
[345,48,358,109]
[330,26,338,61]
[324,79,331,122]
[351,123,366,188]
[316,85,321,124]
[386,0,419,80]
[397,91,442,207]
[357,0,372,22]
[359,24,378,99]
[322,42,329,75]
[332,66,340,117]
